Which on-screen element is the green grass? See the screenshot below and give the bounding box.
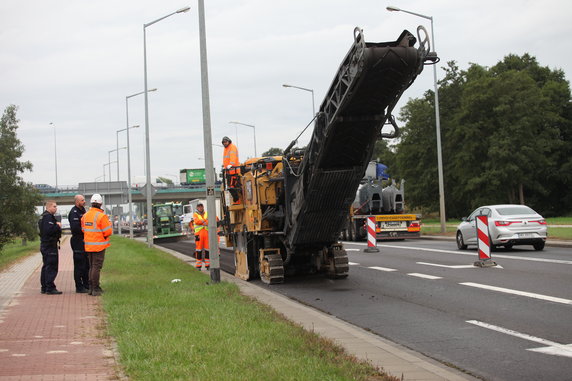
[103,237,397,381]
[545,217,572,225]
[421,221,572,239]
[0,238,40,271]
[548,227,572,240]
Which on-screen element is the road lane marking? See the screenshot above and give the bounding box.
[352,243,572,265]
[467,320,572,358]
[369,266,397,272]
[407,273,443,280]
[345,248,360,251]
[348,262,360,266]
[417,261,504,269]
[417,262,475,269]
[460,282,572,305]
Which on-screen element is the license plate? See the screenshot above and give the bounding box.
[381,221,406,229]
[518,233,533,238]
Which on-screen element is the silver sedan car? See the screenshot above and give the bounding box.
[456,204,547,251]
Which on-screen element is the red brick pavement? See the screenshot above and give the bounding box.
[0,239,120,380]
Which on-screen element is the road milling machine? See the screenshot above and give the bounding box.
[220,27,436,284]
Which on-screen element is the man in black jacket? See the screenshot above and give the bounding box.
[68,194,89,293]
[39,200,62,294]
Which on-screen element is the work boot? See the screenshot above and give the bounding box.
[45,289,63,295]
[76,287,89,294]
[91,289,102,296]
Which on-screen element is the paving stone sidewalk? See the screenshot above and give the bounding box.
[0,238,120,381]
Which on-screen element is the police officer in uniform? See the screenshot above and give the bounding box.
[39,200,62,294]
[69,194,89,293]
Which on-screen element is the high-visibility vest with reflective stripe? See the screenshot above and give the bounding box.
[223,143,240,174]
[193,212,208,234]
[81,207,112,252]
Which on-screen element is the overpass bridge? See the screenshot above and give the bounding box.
[40,183,221,206]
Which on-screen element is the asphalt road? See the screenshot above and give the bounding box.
[158,238,572,381]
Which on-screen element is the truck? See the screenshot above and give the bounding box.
[341,162,421,241]
[152,202,186,241]
[219,27,434,284]
[180,168,214,185]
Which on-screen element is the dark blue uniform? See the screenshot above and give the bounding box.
[39,211,62,293]
[69,205,89,292]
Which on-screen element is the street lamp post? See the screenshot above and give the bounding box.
[282,84,316,117]
[229,121,257,157]
[117,126,140,236]
[197,0,220,283]
[49,123,58,190]
[103,161,116,211]
[143,6,190,247]
[108,148,126,232]
[126,89,156,239]
[386,5,447,233]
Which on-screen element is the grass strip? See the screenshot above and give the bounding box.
[548,227,572,240]
[0,238,40,271]
[103,236,398,381]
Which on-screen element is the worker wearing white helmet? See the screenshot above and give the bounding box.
[81,194,112,296]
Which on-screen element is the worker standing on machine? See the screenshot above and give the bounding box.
[193,203,210,270]
[222,136,241,203]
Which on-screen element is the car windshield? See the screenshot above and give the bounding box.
[496,206,536,215]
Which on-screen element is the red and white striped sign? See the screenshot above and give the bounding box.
[367,217,376,247]
[476,215,491,260]
[363,216,379,252]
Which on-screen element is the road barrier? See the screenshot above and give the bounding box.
[474,215,497,267]
[364,216,380,253]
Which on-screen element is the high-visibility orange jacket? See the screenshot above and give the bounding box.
[81,207,112,252]
[223,143,240,174]
[193,211,208,234]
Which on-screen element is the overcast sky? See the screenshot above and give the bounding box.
[2,0,571,188]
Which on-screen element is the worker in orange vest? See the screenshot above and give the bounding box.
[193,203,210,269]
[81,194,112,296]
[222,136,241,203]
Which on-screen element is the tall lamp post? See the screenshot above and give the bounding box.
[126,88,156,239]
[197,0,220,283]
[229,121,257,157]
[49,123,58,190]
[282,84,316,117]
[143,6,190,247]
[108,148,126,231]
[387,5,447,233]
[117,125,140,236]
[103,161,116,209]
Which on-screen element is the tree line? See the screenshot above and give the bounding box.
[0,105,41,252]
[373,54,572,218]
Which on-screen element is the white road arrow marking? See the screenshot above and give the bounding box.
[467,320,572,358]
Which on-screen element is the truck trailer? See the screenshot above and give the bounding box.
[342,162,421,241]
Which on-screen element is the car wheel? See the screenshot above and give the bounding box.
[533,241,545,251]
[456,231,467,250]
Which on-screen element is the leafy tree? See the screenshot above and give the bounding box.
[0,105,42,252]
[395,55,572,217]
[261,147,284,156]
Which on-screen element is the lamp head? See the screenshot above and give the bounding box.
[386,5,401,12]
[177,6,191,13]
